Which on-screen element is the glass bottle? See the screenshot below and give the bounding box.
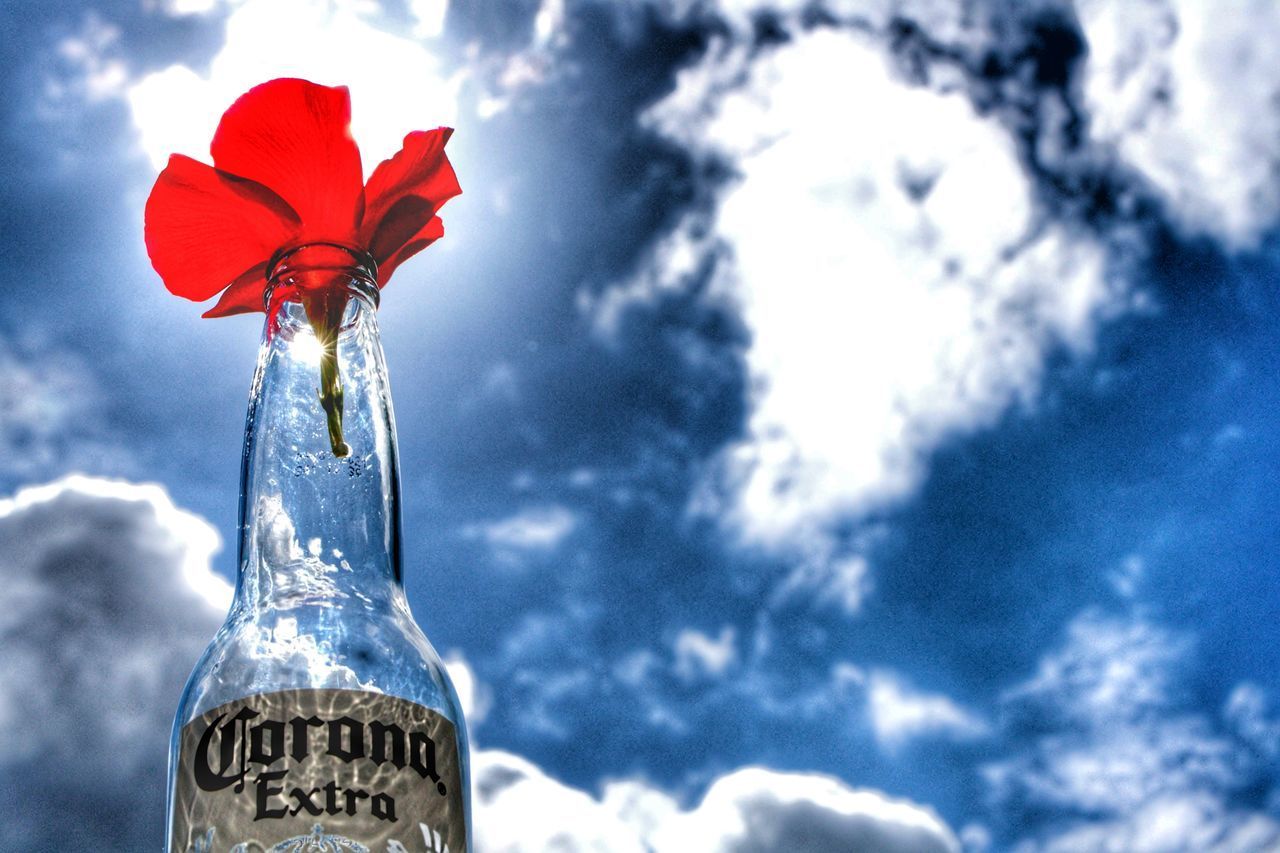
[166,244,470,852]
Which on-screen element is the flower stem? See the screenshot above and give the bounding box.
[317,331,350,458]
[302,287,352,458]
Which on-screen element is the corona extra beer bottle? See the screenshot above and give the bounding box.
[164,243,470,852]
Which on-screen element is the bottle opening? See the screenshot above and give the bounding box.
[263,243,380,459]
[265,243,380,312]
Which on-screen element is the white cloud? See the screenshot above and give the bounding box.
[607,0,975,47]
[444,650,493,727]
[0,336,129,485]
[998,609,1187,730]
[474,750,651,852]
[649,767,961,852]
[603,26,1118,555]
[474,752,962,853]
[126,0,460,176]
[867,670,988,750]
[532,0,567,48]
[1225,682,1280,763]
[408,0,449,39]
[958,822,992,853]
[154,0,223,14]
[1025,792,1280,853]
[1107,553,1145,598]
[471,0,572,119]
[463,504,578,555]
[47,13,128,104]
[772,551,872,615]
[985,609,1280,851]
[673,625,738,681]
[589,215,719,340]
[1078,0,1280,247]
[0,476,227,850]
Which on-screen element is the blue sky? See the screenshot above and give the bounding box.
[3,1,1280,850]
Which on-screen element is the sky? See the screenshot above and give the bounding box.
[2,0,1280,850]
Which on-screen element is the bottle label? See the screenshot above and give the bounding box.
[170,689,467,853]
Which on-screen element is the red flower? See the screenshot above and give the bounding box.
[144,77,461,318]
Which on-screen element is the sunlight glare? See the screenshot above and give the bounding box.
[290,332,325,367]
[127,0,460,177]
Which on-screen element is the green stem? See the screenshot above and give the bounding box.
[317,330,350,458]
[302,287,352,458]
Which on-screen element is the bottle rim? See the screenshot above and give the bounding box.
[264,242,381,311]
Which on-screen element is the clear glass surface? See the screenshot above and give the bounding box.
[164,264,470,848]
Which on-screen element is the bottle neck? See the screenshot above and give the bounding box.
[234,258,403,614]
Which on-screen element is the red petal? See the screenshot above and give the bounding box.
[144,155,299,303]
[211,78,364,243]
[376,216,445,286]
[359,128,460,279]
[201,262,269,317]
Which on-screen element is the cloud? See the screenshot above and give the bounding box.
[771,551,872,615]
[598,24,1120,559]
[152,0,223,15]
[125,0,460,176]
[460,634,962,852]
[651,767,960,853]
[1020,793,1280,853]
[984,609,1280,851]
[408,0,449,39]
[468,0,575,119]
[43,12,129,107]
[726,652,988,753]
[473,750,651,852]
[0,335,130,488]
[673,625,738,681]
[0,476,227,850]
[444,650,493,727]
[1078,0,1280,247]
[1225,682,1280,763]
[866,670,988,750]
[474,751,961,853]
[462,503,578,556]
[999,608,1186,730]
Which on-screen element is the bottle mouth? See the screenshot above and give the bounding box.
[264,243,379,460]
[264,243,380,312]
